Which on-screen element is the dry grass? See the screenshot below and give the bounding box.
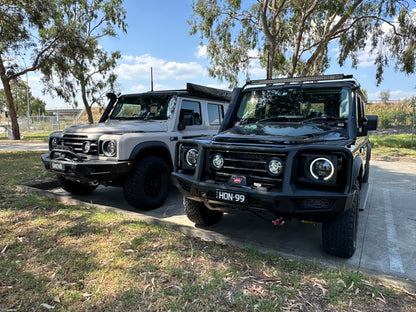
[1,151,415,311]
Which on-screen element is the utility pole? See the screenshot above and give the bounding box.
[412,99,415,149]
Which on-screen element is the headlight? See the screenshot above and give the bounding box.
[266,157,283,176]
[102,140,116,157]
[211,153,224,170]
[82,141,91,153]
[185,148,199,167]
[310,157,334,181]
[52,137,60,145]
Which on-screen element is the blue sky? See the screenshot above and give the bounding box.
[29,0,416,108]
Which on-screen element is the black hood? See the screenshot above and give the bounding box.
[212,123,348,145]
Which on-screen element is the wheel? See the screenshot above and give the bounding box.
[56,175,97,195]
[183,197,223,226]
[123,155,170,210]
[322,180,360,258]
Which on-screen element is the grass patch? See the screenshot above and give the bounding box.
[1,151,415,311]
[370,134,416,159]
[0,131,50,141]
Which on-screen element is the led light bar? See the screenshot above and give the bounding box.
[246,74,358,87]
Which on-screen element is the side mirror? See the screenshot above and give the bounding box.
[178,114,193,131]
[366,115,378,131]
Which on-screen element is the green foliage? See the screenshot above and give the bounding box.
[40,0,127,124]
[190,0,416,87]
[366,99,413,128]
[0,79,47,117]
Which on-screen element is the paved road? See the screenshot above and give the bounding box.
[18,159,416,292]
[0,141,48,151]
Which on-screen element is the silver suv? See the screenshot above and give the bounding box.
[41,83,230,210]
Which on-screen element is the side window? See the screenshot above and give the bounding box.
[207,103,224,125]
[180,100,202,125]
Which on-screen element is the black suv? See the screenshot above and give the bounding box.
[172,75,378,258]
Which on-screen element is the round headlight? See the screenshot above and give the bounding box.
[52,137,60,145]
[185,148,199,167]
[82,141,91,153]
[310,158,334,181]
[211,153,224,170]
[267,158,283,176]
[102,140,116,157]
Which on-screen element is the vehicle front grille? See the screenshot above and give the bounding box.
[206,149,286,190]
[61,134,98,155]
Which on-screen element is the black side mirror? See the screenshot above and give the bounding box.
[366,115,378,131]
[178,114,193,130]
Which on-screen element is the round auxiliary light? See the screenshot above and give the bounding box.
[52,137,60,145]
[266,158,283,176]
[211,153,224,170]
[103,140,116,157]
[185,148,199,167]
[82,141,91,153]
[310,157,334,181]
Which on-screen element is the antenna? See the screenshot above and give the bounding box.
[150,67,154,91]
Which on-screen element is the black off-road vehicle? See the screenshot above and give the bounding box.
[172,74,378,258]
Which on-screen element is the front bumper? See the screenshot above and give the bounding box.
[41,152,132,184]
[172,172,355,222]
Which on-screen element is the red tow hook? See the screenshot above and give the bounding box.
[272,218,285,226]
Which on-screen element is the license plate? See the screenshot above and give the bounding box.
[51,161,65,171]
[215,190,246,204]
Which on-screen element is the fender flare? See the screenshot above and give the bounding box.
[352,156,363,185]
[129,141,173,170]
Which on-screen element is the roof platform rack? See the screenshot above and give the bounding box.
[245,74,359,87]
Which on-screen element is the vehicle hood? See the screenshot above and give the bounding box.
[212,123,348,145]
[62,120,168,135]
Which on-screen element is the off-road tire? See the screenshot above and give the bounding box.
[322,180,360,258]
[184,197,223,226]
[123,155,170,211]
[56,175,97,195]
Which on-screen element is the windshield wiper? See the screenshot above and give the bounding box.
[302,116,346,124]
[257,116,298,123]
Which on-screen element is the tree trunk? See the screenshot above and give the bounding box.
[80,81,94,124]
[0,58,21,140]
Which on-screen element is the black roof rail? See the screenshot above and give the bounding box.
[245,74,359,87]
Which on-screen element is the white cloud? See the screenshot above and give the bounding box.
[195,45,207,59]
[368,89,416,101]
[116,54,206,81]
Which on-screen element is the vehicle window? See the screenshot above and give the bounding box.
[236,87,351,123]
[180,100,202,125]
[207,103,224,125]
[110,94,173,120]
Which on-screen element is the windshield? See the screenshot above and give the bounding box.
[236,87,350,125]
[110,94,176,120]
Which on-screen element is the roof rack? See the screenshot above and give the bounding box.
[245,74,358,87]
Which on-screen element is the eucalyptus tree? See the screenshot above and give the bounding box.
[41,0,127,124]
[0,0,58,139]
[189,0,416,86]
[0,80,47,117]
[0,0,126,139]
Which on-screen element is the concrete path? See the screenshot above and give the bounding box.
[18,159,416,292]
[0,141,48,151]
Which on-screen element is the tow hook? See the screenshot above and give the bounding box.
[272,218,285,226]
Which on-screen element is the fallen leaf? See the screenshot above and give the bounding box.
[40,303,55,310]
